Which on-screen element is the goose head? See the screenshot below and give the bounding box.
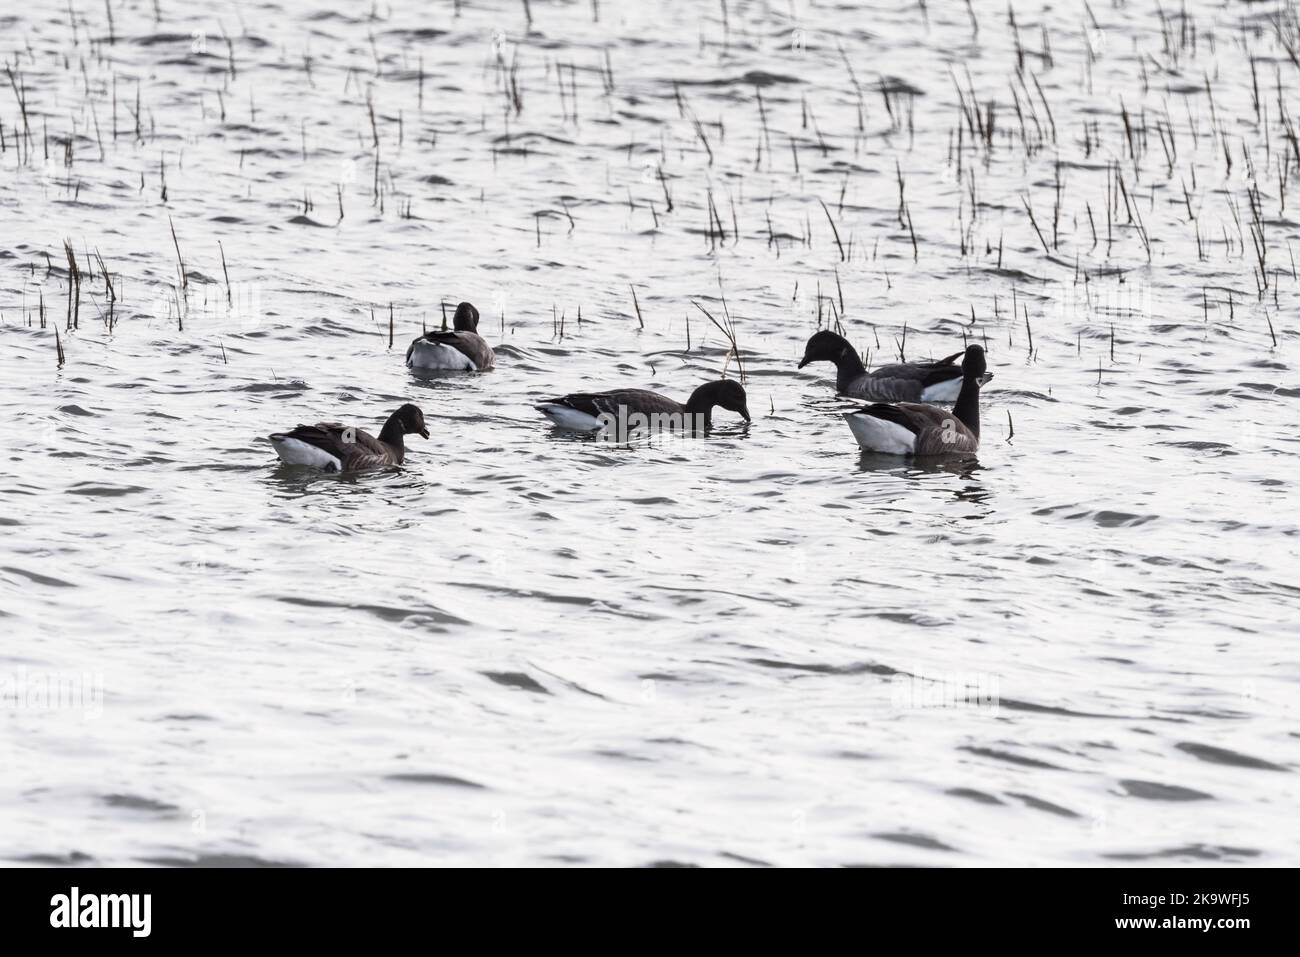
[961,344,987,384]
[394,403,430,440]
[453,301,480,332]
[686,379,751,423]
[797,330,852,369]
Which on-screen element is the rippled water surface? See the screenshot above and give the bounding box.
[2,0,1299,865]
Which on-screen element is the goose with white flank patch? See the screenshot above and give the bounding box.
[406,301,495,372]
[536,380,750,435]
[798,330,992,403]
[269,403,429,472]
[843,345,987,456]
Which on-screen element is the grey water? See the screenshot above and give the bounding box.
[1,0,1297,866]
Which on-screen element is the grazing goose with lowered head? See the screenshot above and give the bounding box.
[798,330,991,403]
[406,301,495,372]
[269,403,429,472]
[536,380,750,434]
[844,345,986,456]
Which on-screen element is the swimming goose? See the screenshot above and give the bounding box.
[406,301,495,371]
[844,345,986,455]
[269,403,429,471]
[798,330,992,403]
[536,380,751,434]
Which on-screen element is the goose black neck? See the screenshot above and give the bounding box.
[952,372,981,437]
[378,415,407,451]
[682,394,713,431]
[833,346,867,393]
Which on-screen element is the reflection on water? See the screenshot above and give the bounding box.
[0,0,1297,866]
[856,452,981,478]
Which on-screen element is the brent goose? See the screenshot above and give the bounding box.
[798,330,992,403]
[536,380,751,434]
[843,345,986,455]
[269,403,429,471]
[406,302,495,371]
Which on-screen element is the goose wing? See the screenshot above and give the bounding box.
[448,331,495,370]
[279,423,395,470]
[850,357,965,401]
[542,389,680,419]
[275,422,350,461]
[859,403,978,455]
[344,427,396,465]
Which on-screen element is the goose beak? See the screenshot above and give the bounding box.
[979,373,994,386]
[797,355,811,369]
[740,405,752,422]
[419,427,430,439]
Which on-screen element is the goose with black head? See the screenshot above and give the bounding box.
[536,380,751,435]
[798,330,992,403]
[406,301,495,372]
[269,404,430,472]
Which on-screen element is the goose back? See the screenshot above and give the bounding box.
[406,330,495,371]
[270,404,427,471]
[844,352,966,402]
[551,389,685,419]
